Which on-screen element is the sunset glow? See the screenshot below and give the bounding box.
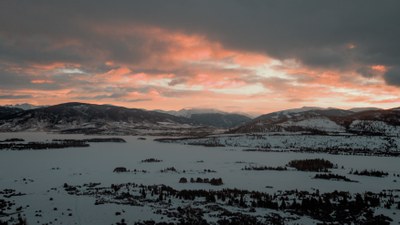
[0,1,399,115]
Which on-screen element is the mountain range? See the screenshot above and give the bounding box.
[157,108,252,128]
[0,103,399,136]
[0,102,251,134]
[231,106,400,136]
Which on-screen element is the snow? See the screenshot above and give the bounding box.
[0,132,400,224]
[0,118,205,136]
[3,103,44,110]
[280,118,346,132]
[157,108,226,118]
[170,133,400,151]
[278,106,325,114]
[349,120,400,136]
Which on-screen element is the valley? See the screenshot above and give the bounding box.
[1,103,400,224]
[0,132,400,225]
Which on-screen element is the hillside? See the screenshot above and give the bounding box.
[189,113,251,128]
[0,102,196,134]
[231,107,400,136]
[0,106,24,119]
[157,108,252,128]
[1,103,399,136]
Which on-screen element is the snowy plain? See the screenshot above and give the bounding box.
[0,132,400,224]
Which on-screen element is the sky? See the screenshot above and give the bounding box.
[0,1,400,115]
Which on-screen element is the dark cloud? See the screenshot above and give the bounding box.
[121,98,152,103]
[299,47,351,70]
[0,1,400,85]
[0,35,88,65]
[77,95,151,103]
[0,70,32,89]
[383,67,400,86]
[0,95,33,99]
[0,64,81,91]
[356,67,378,78]
[168,78,187,86]
[160,88,201,98]
[83,93,128,100]
[69,86,139,98]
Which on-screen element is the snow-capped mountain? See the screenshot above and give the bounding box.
[0,102,250,134]
[0,103,398,135]
[4,103,45,110]
[232,107,352,133]
[231,107,400,136]
[157,108,226,118]
[0,103,46,119]
[0,102,195,133]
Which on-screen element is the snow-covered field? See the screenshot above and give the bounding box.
[0,132,400,224]
[162,133,400,152]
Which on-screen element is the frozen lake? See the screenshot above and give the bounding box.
[0,132,399,224]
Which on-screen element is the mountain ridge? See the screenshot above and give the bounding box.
[156,108,252,128]
[0,102,196,134]
[3,103,46,110]
[0,102,398,135]
[231,107,400,136]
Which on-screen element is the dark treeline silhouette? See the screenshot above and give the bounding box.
[113,167,128,173]
[0,138,24,143]
[0,189,27,225]
[0,137,127,150]
[314,173,356,182]
[63,182,397,225]
[53,138,126,143]
[141,158,163,163]
[242,166,287,171]
[112,167,147,173]
[244,147,400,157]
[178,177,224,186]
[287,159,334,172]
[0,141,89,150]
[350,169,389,177]
[0,217,27,225]
[160,167,177,173]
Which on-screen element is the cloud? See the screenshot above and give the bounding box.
[168,78,187,86]
[0,1,399,113]
[383,66,400,86]
[0,95,33,99]
[78,94,151,102]
[1,1,399,70]
[121,98,152,103]
[0,63,86,91]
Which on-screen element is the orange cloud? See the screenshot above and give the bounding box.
[1,25,399,115]
[371,65,387,73]
[31,80,54,84]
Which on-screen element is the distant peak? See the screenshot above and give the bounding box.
[278,106,324,114]
[3,103,45,110]
[179,108,224,113]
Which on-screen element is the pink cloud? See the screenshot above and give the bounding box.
[0,25,399,114]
